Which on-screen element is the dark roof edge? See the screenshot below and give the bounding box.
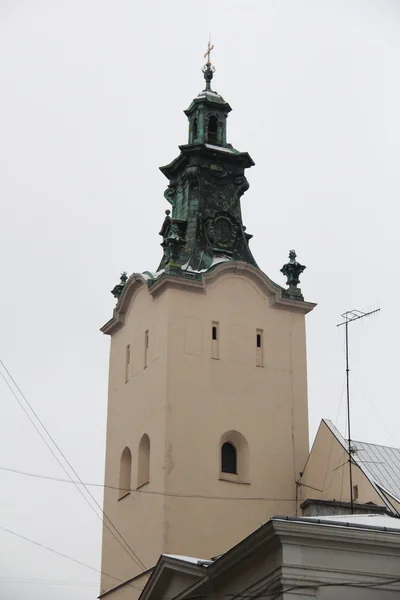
[271,515,400,535]
[98,567,154,599]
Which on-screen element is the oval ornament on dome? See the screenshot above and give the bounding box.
[209,163,227,177]
[214,217,232,246]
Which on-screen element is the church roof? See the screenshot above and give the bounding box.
[351,439,400,504]
[299,512,400,531]
[324,419,400,506]
[162,554,213,566]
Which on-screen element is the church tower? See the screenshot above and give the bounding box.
[100,56,315,596]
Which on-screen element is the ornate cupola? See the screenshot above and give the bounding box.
[155,50,258,275]
[185,62,231,147]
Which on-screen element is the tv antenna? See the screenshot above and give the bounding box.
[336,308,380,514]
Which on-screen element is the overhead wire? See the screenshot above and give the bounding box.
[351,370,398,446]
[322,372,346,492]
[2,522,400,599]
[0,359,146,571]
[0,525,145,593]
[222,574,400,599]
[0,578,98,587]
[0,466,297,502]
[0,525,120,584]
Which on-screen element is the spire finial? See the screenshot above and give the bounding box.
[204,36,214,65]
[202,37,215,91]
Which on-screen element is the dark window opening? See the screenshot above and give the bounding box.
[212,326,217,340]
[221,442,237,474]
[208,116,218,144]
[192,119,198,141]
[144,330,149,368]
[353,484,359,501]
[257,333,262,348]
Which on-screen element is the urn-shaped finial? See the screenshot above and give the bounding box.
[280,250,306,300]
[111,271,128,300]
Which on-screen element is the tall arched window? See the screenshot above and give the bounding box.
[137,434,150,489]
[219,430,249,483]
[192,118,198,141]
[208,115,218,144]
[221,442,237,474]
[119,447,132,499]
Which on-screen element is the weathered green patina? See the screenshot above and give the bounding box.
[110,61,307,303]
[111,272,128,299]
[156,63,258,274]
[280,250,306,300]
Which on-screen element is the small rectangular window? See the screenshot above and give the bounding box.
[353,484,359,501]
[256,329,263,367]
[144,330,149,369]
[212,322,219,359]
[125,344,130,383]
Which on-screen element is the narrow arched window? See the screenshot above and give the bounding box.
[119,447,132,499]
[192,118,198,141]
[137,434,150,488]
[208,115,218,144]
[221,442,237,474]
[219,431,249,483]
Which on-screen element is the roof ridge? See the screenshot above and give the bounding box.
[353,439,400,452]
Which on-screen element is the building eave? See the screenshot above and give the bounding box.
[138,555,206,600]
[98,568,154,599]
[168,517,400,600]
[149,262,316,313]
[159,144,254,179]
[184,95,232,116]
[100,274,148,335]
[101,262,316,336]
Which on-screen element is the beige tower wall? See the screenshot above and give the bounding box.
[163,272,310,558]
[100,263,315,597]
[101,285,169,593]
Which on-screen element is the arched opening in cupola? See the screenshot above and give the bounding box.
[192,118,198,141]
[207,115,218,144]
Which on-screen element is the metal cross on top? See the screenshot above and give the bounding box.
[204,38,214,65]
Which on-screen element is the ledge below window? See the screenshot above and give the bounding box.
[136,481,150,491]
[219,473,250,485]
[118,492,130,501]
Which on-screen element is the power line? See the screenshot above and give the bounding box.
[4,520,397,600]
[0,525,145,594]
[0,525,122,584]
[221,575,400,599]
[0,365,145,571]
[0,360,146,571]
[0,578,98,587]
[0,466,298,502]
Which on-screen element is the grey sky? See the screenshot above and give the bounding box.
[1,1,399,598]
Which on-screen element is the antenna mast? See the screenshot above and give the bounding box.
[336,308,380,514]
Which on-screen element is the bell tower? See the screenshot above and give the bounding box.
[100,55,315,598]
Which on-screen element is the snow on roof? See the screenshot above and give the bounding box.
[306,513,400,530]
[196,90,225,101]
[324,419,400,505]
[181,255,231,274]
[162,554,212,566]
[205,143,234,154]
[141,269,165,281]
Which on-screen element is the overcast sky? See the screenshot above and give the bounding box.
[1,1,400,598]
